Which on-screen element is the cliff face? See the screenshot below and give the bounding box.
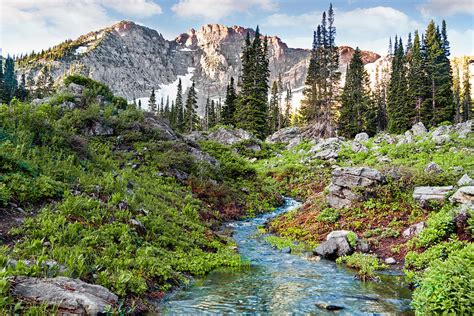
[18,21,381,111]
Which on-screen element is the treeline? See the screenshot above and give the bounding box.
[301,4,472,138]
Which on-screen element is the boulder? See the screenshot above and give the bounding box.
[207,128,254,146]
[326,230,353,241]
[354,132,369,142]
[449,186,474,207]
[454,120,472,138]
[327,167,385,209]
[402,222,426,238]
[433,134,450,145]
[411,122,427,136]
[385,257,396,265]
[66,82,85,97]
[143,114,179,141]
[431,125,451,138]
[314,148,339,160]
[351,142,368,153]
[424,162,443,174]
[83,121,114,136]
[373,133,396,145]
[413,186,453,203]
[188,146,219,166]
[458,174,474,186]
[309,137,343,160]
[11,276,118,314]
[313,237,353,260]
[316,302,344,311]
[266,126,302,146]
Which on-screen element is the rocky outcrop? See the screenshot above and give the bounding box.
[186,127,257,147]
[11,276,118,314]
[327,167,385,209]
[402,222,426,238]
[314,230,357,260]
[449,186,474,207]
[424,162,444,174]
[413,186,453,203]
[309,138,343,161]
[354,132,369,142]
[458,174,474,186]
[266,126,302,148]
[411,122,428,136]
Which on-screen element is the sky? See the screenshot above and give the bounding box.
[1,0,473,57]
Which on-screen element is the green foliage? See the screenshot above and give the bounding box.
[412,205,455,248]
[316,208,340,223]
[336,253,387,280]
[264,235,307,254]
[64,75,114,101]
[346,231,358,248]
[412,244,474,315]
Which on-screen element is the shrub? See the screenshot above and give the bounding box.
[316,208,340,223]
[412,244,474,315]
[413,205,455,248]
[336,253,387,281]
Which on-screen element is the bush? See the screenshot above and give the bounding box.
[336,253,387,281]
[413,205,455,248]
[316,208,340,223]
[64,75,114,101]
[412,244,474,315]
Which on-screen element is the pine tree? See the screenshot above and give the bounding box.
[300,4,340,137]
[0,58,5,103]
[16,73,28,101]
[160,97,164,114]
[175,79,184,131]
[407,31,428,123]
[209,99,216,128]
[164,96,170,120]
[268,81,279,133]
[222,77,237,125]
[461,57,472,121]
[3,56,18,103]
[234,26,270,139]
[339,48,374,137]
[184,81,199,132]
[148,89,157,113]
[373,63,388,132]
[283,84,292,128]
[387,37,411,133]
[423,20,454,126]
[138,100,142,109]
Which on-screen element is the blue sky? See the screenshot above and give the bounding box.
[1,0,473,57]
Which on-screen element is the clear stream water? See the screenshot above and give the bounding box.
[160,198,413,315]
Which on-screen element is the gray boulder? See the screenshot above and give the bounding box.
[431,125,451,138]
[413,186,453,203]
[354,132,369,142]
[266,126,302,147]
[433,134,450,145]
[207,128,254,146]
[458,174,474,186]
[449,186,474,207]
[402,222,426,238]
[385,257,396,265]
[11,276,118,314]
[327,167,385,209]
[309,137,343,160]
[83,121,114,136]
[326,230,354,241]
[424,162,443,174]
[313,237,353,260]
[373,133,396,145]
[454,120,472,138]
[411,122,427,136]
[351,142,368,153]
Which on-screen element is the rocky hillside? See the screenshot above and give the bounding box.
[17,21,380,112]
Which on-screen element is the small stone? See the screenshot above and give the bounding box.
[281,246,291,254]
[354,132,369,142]
[385,257,396,265]
[458,174,474,187]
[413,186,453,203]
[403,222,426,238]
[424,162,443,174]
[316,302,344,311]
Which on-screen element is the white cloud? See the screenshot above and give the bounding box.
[171,0,278,21]
[264,6,423,55]
[449,29,474,57]
[0,0,162,56]
[419,0,474,17]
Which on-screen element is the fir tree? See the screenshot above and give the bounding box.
[461,57,472,121]
[283,84,292,128]
[407,31,428,123]
[184,81,199,132]
[339,48,374,137]
[0,58,4,103]
[138,100,142,109]
[268,81,279,133]
[164,96,170,120]
[3,56,18,102]
[373,63,388,132]
[148,89,157,113]
[422,20,454,126]
[209,99,216,128]
[222,77,237,125]
[234,26,270,139]
[16,73,28,101]
[175,79,184,131]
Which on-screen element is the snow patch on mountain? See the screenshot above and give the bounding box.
[74,46,88,55]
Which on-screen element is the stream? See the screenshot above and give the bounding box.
[160,198,413,315]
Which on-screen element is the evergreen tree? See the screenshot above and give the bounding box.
[373,63,388,132]
[407,31,428,123]
[300,4,340,137]
[268,81,279,133]
[175,79,184,131]
[170,100,176,126]
[222,77,237,125]
[184,81,199,132]
[422,20,454,126]
[160,97,164,114]
[234,26,270,139]
[3,56,18,102]
[138,100,142,109]
[453,62,462,123]
[283,84,292,128]
[164,96,170,120]
[0,58,5,103]
[16,73,28,101]
[461,57,472,121]
[387,37,411,133]
[339,47,374,137]
[209,99,216,128]
[148,89,157,113]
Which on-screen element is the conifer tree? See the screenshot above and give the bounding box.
[164,96,170,119]
[234,26,270,139]
[175,79,184,131]
[407,31,428,123]
[453,62,462,123]
[148,89,157,113]
[209,99,216,128]
[160,97,164,114]
[138,100,142,109]
[184,81,199,132]
[283,84,292,128]
[222,77,237,125]
[3,56,17,102]
[461,57,472,121]
[0,58,5,103]
[339,48,374,137]
[422,20,454,126]
[387,37,411,133]
[373,63,388,131]
[268,81,279,133]
[16,73,28,101]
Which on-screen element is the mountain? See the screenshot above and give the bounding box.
[17,21,381,112]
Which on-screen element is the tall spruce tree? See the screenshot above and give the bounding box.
[268,81,279,133]
[209,99,216,128]
[407,31,428,123]
[3,56,17,103]
[148,89,157,113]
[222,77,237,125]
[339,48,374,137]
[300,4,340,137]
[0,58,5,103]
[422,20,454,126]
[234,26,270,139]
[461,57,472,121]
[175,79,184,131]
[16,73,28,101]
[283,84,292,128]
[184,81,199,132]
[387,37,411,133]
